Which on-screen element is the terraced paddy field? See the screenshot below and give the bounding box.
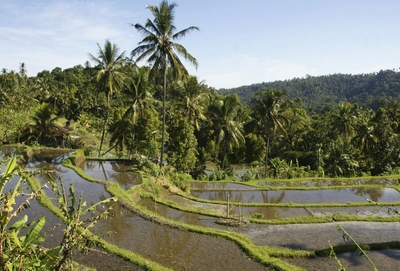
[2,146,400,270]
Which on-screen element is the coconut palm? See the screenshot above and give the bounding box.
[89,40,126,155]
[251,89,288,177]
[330,102,357,144]
[208,94,245,169]
[106,111,135,157]
[131,1,199,167]
[30,102,60,145]
[174,76,209,131]
[122,66,156,124]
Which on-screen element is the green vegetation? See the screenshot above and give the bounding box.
[0,156,115,270]
[4,61,400,178]
[2,1,400,270]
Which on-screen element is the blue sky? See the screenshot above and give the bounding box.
[1,0,400,89]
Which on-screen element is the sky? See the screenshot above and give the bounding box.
[1,0,400,89]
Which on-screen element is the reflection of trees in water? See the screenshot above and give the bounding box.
[108,163,141,189]
[226,191,286,219]
[350,187,385,202]
[84,161,98,171]
[255,191,286,218]
[206,191,245,203]
[84,161,141,189]
[150,225,200,269]
[31,163,68,187]
[203,190,287,204]
[261,191,285,204]
[93,199,135,243]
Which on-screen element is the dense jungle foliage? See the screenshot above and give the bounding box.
[2,63,400,179]
[221,69,400,112]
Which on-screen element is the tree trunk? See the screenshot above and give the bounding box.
[264,136,270,178]
[160,65,167,168]
[99,92,110,156]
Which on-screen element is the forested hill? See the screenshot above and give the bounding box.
[220,69,400,111]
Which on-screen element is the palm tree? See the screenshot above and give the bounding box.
[106,111,135,157]
[122,66,156,124]
[331,102,356,144]
[30,103,60,145]
[251,89,288,177]
[179,76,209,131]
[352,110,377,155]
[131,1,199,167]
[89,40,126,155]
[208,94,245,169]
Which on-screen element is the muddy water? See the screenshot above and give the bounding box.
[259,178,398,187]
[286,249,400,271]
[191,188,400,203]
[191,182,256,190]
[94,203,269,271]
[140,197,310,221]
[139,196,400,270]
[3,149,269,271]
[4,148,400,270]
[81,160,142,189]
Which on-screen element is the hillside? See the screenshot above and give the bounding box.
[220,69,400,111]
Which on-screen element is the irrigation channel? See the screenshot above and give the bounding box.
[2,146,400,270]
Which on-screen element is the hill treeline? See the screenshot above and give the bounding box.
[221,69,400,111]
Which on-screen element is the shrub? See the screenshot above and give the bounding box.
[169,172,192,192]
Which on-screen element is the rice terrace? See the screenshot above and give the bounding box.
[2,1,400,270]
[2,146,400,271]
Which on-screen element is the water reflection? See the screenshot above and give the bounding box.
[82,161,141,189]
[192,188,400,203]
[350,187,385,202]
[95,210,268,271]
[259,178,398,187]
[190,182,254,190]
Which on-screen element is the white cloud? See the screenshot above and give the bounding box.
[0,0,138,75]
[194,53,312,89]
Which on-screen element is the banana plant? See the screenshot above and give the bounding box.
[0,157,59,270]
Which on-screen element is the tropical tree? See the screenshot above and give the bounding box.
[106,111,135,157]
[208,94,245,169]
[166,114,198,172]
[173,75,209,131]
[251,89,288,177]
[131,1,199,167]
[330,102,357,145]
[122,66,156,123]
[280,100,311,151]
[89,40,126,155]
[30,103,60,145]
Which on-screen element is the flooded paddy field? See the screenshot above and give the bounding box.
[191,188,400,203]
[2,147,400,270]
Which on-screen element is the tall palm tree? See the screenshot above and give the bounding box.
[208,94,245,169]
[89,40,126,155]
[251,89,288,177]
[131,1,199,167]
